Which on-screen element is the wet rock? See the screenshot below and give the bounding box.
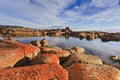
[0,40,40,68]
[110,56,120,62]
[62,53,103,67]
[42,31,48,36]
[31,53,59,65]
[31,40,41,47]
[0,63,68,80]
[68,46,85,54]
[79,32,86,38]
[67,63,120,80]
[86,34,94,41]
[40,38,48,47]
[65,27,72,34]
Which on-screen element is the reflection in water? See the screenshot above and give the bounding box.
[1,36,120,65]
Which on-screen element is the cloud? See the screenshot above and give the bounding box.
[0,0,120,31]
[90,0,119,8]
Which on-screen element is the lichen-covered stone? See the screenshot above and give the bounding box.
[0,63,68,80]
[0,40,40,68]
[31,53,59,64]
[67,63,120,80]
[41,47,70,57]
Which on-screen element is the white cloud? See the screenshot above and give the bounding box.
[84,6,120,22]
[0,0,120,31]
[90,0,119,8]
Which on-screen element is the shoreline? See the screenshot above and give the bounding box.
[0,26,120,42]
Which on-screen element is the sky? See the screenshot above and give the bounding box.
[0,0,120,32]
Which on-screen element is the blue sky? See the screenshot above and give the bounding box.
[0,0,120,32]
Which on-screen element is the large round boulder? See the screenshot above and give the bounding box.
[62,53,103,67]
[67,63,120,80]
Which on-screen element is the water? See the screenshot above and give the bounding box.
[1,36,120,65]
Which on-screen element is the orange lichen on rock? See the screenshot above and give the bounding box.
[0,40,40,68]
[31,53,59,64]
[67,63,120,80]
[0,63,68,80]
[41,47,70,57]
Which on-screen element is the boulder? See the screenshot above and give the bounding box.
[67,63,120,80]
[41,47,70,57]
[68,46,85,54]
[31,40,41,47]
[31,53,59,65]
[40,38,48,47]
[62,53,103,67]
[0,63,68,80]
[0,40,40,68]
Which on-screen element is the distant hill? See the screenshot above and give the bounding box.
[0,25,25,28]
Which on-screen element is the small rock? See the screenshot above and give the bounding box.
[68,46,85,54]
[31,40,41,47]
[110,55,120,62]
[40,38,48,47]
[67,63,120,80]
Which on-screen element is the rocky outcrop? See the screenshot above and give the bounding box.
[48,29,63,37]
[40,38,48,47]
[0,40,40,68]
[67,63,120,80]
[101,33,120,42]
[0,63,68,80]
[31,53,59,65]
[62,53,103,67]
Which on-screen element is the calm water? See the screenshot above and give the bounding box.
[1,36,120,65]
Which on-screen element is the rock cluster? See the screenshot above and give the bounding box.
[0,38,120,80]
